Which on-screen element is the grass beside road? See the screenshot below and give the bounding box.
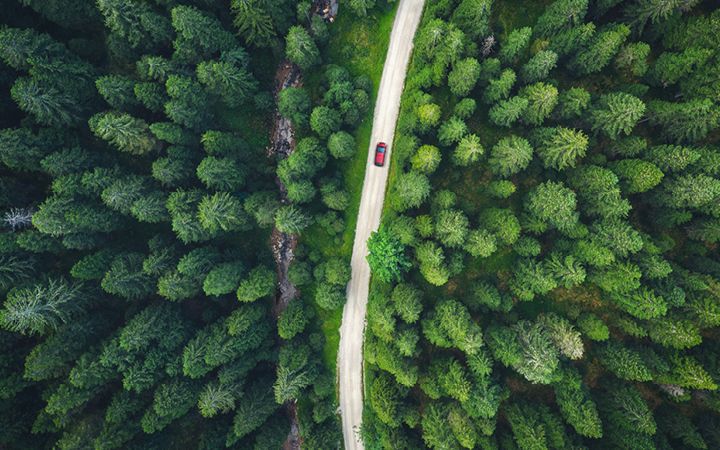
[301,1,400,371]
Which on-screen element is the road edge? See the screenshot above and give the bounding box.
[337,1,426,449]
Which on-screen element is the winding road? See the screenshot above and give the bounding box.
[337,1,425,448]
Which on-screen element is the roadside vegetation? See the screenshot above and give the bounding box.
[364,0,720,448]
[299,0,399,371]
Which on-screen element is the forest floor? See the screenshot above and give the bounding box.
[302,1,400,371]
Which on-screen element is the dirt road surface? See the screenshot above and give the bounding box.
[337,1,425,448]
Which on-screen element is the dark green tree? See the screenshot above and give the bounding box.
[286,26,319,70]
[590,92,645,139]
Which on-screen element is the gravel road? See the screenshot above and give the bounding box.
[337,1,425,448]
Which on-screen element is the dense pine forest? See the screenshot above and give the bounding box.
[2,0,720,449]
[364,0,720,449]
[0,0,384,447]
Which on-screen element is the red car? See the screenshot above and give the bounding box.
[374,142,387,167]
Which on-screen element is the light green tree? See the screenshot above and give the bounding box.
[452,134,484,166]
[488,135,533,177]
[533,127,589,170]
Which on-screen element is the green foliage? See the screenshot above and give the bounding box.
[481,208,521,245]
[514,321,561,383]
[230,0,281,46]
[415,241,450,286]
[647,317,702,349]
[315,283,345,310]
[577,313,609,341]
[453,134,484,166]
[611,159,664,193]
[591,92,646,139]
[164,75,214,130]
[438,117,468,146]
[366,6,720,446]
[274,365,311,404]
[367,227,411,283]
[521,50,558,83]
[170,5,236,61]
[197,54,258,108]
[390,171,431,211]
[533,127,588,170]
[327,131,356,159]
[5,1,720,448]
[279,87,311,128]
[417,102,442,131]
[510,258,558,301]
[535,0,589,38]
[89,112,158,155]
[571,24,630,75]
[277,298,309,340]
[275,205,312,234]
[489,96,528,127]
[548,22,596,57]
[487,180,516,199]
[310,105,340,138]
[454,98,477,119]
[203,262,244,296]
[557,87,591,120]
[448,58,480,97]
[553,368,602,437]
[198,192,249,233]
[392,283,423,324]
[597,341,653,381]
[197,157,247,191]
[602,384,656,436]
[286,26,319,70]
[524,181,579,233]
[411,145,442,174]
[348,0,376,17]
[319,180,349,211]
[521,82,559,126]
[465,229,497,258]
[488,135,533,177]
[0,279,85,335]
[0,2,307,447]
[424,299,483,354]
[451,0,492,40]
[102,253,155,300]
[134,81,166,113]
[96,75,139,110]
[615,42,650,77]
[237,266,275,302]
[499,27,532,64]
[483,69,516,105]
[649,47,712,87]
[434,209,470,248]
[98,0,171,50]
[647,98,720,143]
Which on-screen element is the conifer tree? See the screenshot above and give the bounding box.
[590,92,645,139]
[571,24,630,75]
[488,136,533,177]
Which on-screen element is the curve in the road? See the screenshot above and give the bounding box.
[337,1,425,449]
